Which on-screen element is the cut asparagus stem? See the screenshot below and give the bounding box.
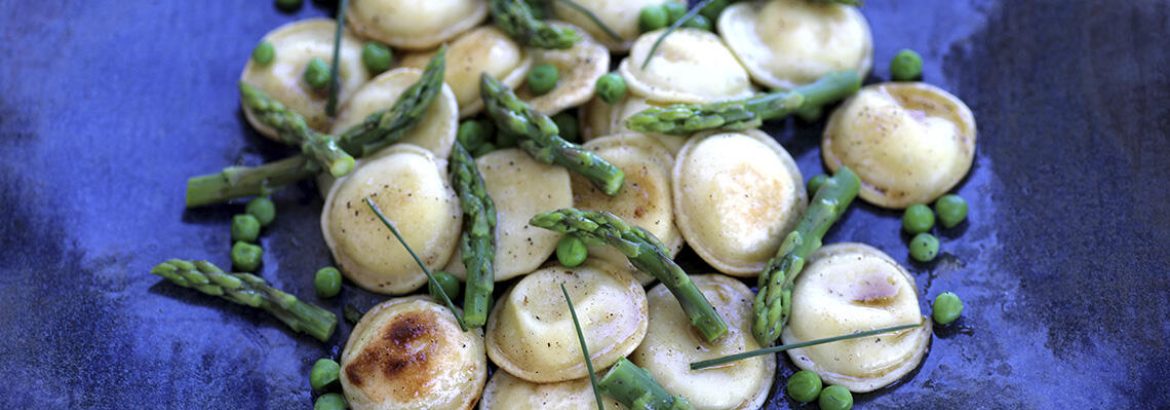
[239,82,354,177]
[562,283,604,410]
[185,156,317,208]
[150,259,337,342]
[530,208,728,342]
[450,141,497,328]
[691,322,921,370]
[599,358,693,410]
[489,0,581,49]
[753,167,861,346]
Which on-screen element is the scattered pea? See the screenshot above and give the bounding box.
[246,197,276,227]
[252,41,275,65]
[909,233,939,262]
[309,358,340,391]
[786,370,823,403]
[639,5,669,33]
[361,42,393,76]
[556,236,588,268]
[663,2,687,24]
[429,271,462,301]
[595,73,627,104]
[231,241,263,272]
[902,204,935,234]
[527,63,560,96]
[807,174,828,195]
[935,194,969,228]
[552,112,580,143]
[231,214,261,243]
[681,15,712,31]
[890,49,923,81]
[275,0,303,12]
[932,292,964,325]
[314,392,346,410]
[303,57,331,90]
[818,385,853,410]
[457,120,493,151]
[314,267,342,298]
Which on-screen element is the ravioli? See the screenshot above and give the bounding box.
[619,29,754,103]
[552,0,687,52]
[330,68,459,159]
[516,22,610,115]
[347,0,487,50]
[581,95,688,154]
[398,27,532,117]
[479,370,626,410]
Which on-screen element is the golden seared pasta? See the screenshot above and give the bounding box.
[581,96,687,154]
[719,0,873,89]
[516,22,610,115]
[399,27,532,118]
[823,82,977,209]
[340,296,486,410]
[347,0,487,50]
[331,68,459,159]
[552,0,686,52]
[631,275,774,410]
[486,261,648,383]
[321,145,461,294]
[572,133,680,284]
[618,28,754,104]
[479,371,626,410]
[443,149,573,281]
[240,19,369,140]
[673,130,806,276]
[782,243,932,393]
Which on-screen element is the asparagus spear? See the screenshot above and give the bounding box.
[529,208,728,342]
[480,74,625,195]
[150,259,338,342]
[489,0,581,49]
[599,358,693,410]
[450,141,497,328]
[239,83,354,177]
[186,155,317,208]
[752,167,861,346]
[625,71,862,135]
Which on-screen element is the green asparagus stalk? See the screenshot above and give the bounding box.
[625,71,862,135]
[599,358,693,410]
[753,167,861,346]
[480,74,625,195]
[239,82,354,177]
[489,0,581,49]
[185,155,317,208]
[150,259,338,342]
[529,208,728,342]
[450,141,497,328]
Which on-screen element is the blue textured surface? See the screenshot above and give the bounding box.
[1,0,1168,408]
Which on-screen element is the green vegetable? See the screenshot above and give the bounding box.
[326,0,349,117]
[786,370,822,403]
[239,83,355,177]
[496,129,520,148]
[527,63,560,96]
[932,292,963,325]
[481,74,626,195]
[246,197,277,227]
[343,304,365,324]
[552,112,580,143]
[819,385,853,410]
[909,233,940,262]
[314,393,347,410]
[890,48,923,81]
[639,5,669,33]
[552,0,624,42]
[902,203,935,234]
[599,358,693,410]
[309,358,340,391]
[428,271,462,301]
[562,283,605,410]
[450,141,498,328]
[252,41,275,65]
[754,167,861,346]
[336,47,447,157]
[150,259,337,342]
[231,241,264,272]
[595,73,627,105]
[641,0,714,69]
[231,214,261,243]
[314,267,342,298]
[663,2,687,23]
[681,14,711,31]
[807,174,828,195]
[626,71,861,135]
[473,142,498,157]
[489,0,581,49]
[457,119,494,152]
[690,323,921,370]
[556,235,588,267]
[275,0,303,12]
[698,0,731,21]
[795,104,822,122]
[302,57,331,90]
[531,208,727,342]
[935,194,968,228]
[362,42,394,76]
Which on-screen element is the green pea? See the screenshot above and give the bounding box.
[807,174,828,195]
[902,204,935,234]
[595,73,627,105]
[313,393,346,410]
[303,57,331,90]
[932,292,963,325]
[246,197,276,227]
[663,2,687,24]
[681,15,712,31]
[909,233,940,262]
[818,385,853,410]
[786,370,822,403]
[890,49,923,81]
[472,142,497,157]
[527,63,560,96]
[275,0,302,12]
[457,120,493,151]
[252,41,275,65]
[309,358,340,391]
[556,236,588,268]
[934,194,968,228]
[362,42,394,76]
[314,267,342,298]
[639,5,669,33]
[552,112,580,143]
[698,0,731,21]
[428,271,462,301]
[231,242,263,272]
[231,214,261,243]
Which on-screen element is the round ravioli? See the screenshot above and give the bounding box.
[322,144,461,294]
[347,0,487,50]
[673,130,806,276]
[340,296,487,410]
[331,68,459,159]
[479,370,626,410]
[581,96,687,154]
[486,261,648,383]
[553,0,686,52]
[632,275,774,410]
[399,27,532,118]
[516,22,610,115]
[572,133,680,284]
[443,149,573,281]
[240,19,369,140]
[823,82,977,209]
[719,0,873,89]
[619,29,754,104]
[783,243,932,393]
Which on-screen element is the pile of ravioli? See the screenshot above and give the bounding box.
[240,0,978,408]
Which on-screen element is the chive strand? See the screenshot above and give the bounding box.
[562,283,605,410]
[640,0,715,69]
[689,322,922,370]
[326,0,349,117]
[554,0,622,42]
